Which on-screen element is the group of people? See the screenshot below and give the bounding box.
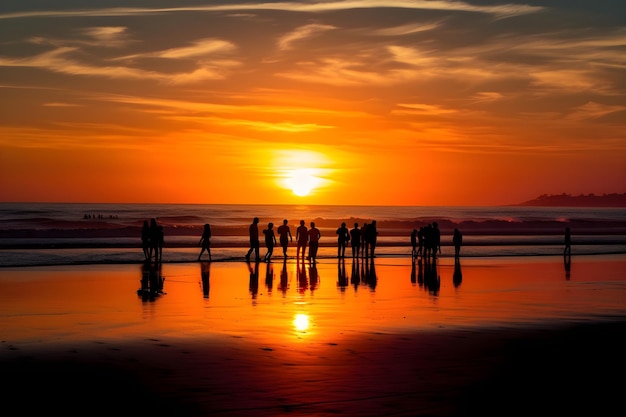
[141,218,165,261]
[148,217,468,263]
[339,220,378,259]
[410,222,447,260]
[245,218,323,263]
[243,218,380,263]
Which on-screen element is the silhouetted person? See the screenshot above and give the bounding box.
[307,221,321,262]
[296,220,308,259]
[336,222,350,258]
[148,218,160,261]
[277,219,293,257]
[411,228,418,259]
[263,222,277,262]
[154,225,164,261]
[417,226,425,257]
[453,228,463,258]
[141,220,150,260]
[564,227,571,256]
[361,223,368,258]
[453,257,462,287]
[350,222,361,258]
[365,220,378,258]
[245,217,260,261]
[431,222,441,259]
[198,223,212,261]
[200,261,211,298]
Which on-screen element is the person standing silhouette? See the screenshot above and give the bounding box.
[564,227,571,256]
[365,220,378,258]
[350,222,361,258]
[263,222,277,262]
[307,221,321,262]
[141,220,151,260]
[411,228,418,259]
[245,217,260,261]
[336,222,350,258]
[453,228,462,258]
[431,222,441,259]
[296,220,308,259]
[148,218,160,261]
[198,223,212,261]
[277,219,293,257]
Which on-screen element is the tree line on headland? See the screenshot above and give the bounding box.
[517,193,626,207]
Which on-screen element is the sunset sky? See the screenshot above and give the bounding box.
[1,1,624,206]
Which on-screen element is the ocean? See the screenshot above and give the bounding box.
[1,203,625,267]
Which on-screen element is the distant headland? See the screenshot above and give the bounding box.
[516,193,626,207]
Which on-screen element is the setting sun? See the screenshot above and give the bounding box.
[285,169,322,197]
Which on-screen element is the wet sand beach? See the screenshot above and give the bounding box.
[1,254,625,416]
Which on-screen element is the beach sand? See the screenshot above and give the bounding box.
[1,254,625,416]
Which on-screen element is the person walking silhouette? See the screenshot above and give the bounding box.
[245,217,260,261]
[336,222,350,258]
[198,223,212,261]
[453,228,462,258]
[277,219,293,257]
[350,222,361,258]
[307,221,321,262]
[296,220,308,259]
[263,222,277,262]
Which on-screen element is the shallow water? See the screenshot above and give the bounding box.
[1,255,624,347]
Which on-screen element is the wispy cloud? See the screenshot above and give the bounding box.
[0,1,544,20]
[278,24,336,51]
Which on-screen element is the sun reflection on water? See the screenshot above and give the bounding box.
[293,313,310,332]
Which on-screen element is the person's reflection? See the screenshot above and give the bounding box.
[138,260,165,301]
[453,257,462,288]
[297,258,308,294]
[337,258,348,292]
[411,257,417,285]
[265,261,274,294]
[278,257,289,295]
[200,261,211,299]
[366,257,377,290]
[564,253,571,280]
[424,256,440,295]
[417,258,424,287]
[309,262,319,293]
[350,258,360,291]
[362,256,378,291]
[247,259,259,299]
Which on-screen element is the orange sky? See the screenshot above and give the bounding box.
[0,1,624,206]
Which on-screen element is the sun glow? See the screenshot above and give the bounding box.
[274,149,333,198]
[285,168,323,196]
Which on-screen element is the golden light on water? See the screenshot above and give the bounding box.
[293,313,310,332]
